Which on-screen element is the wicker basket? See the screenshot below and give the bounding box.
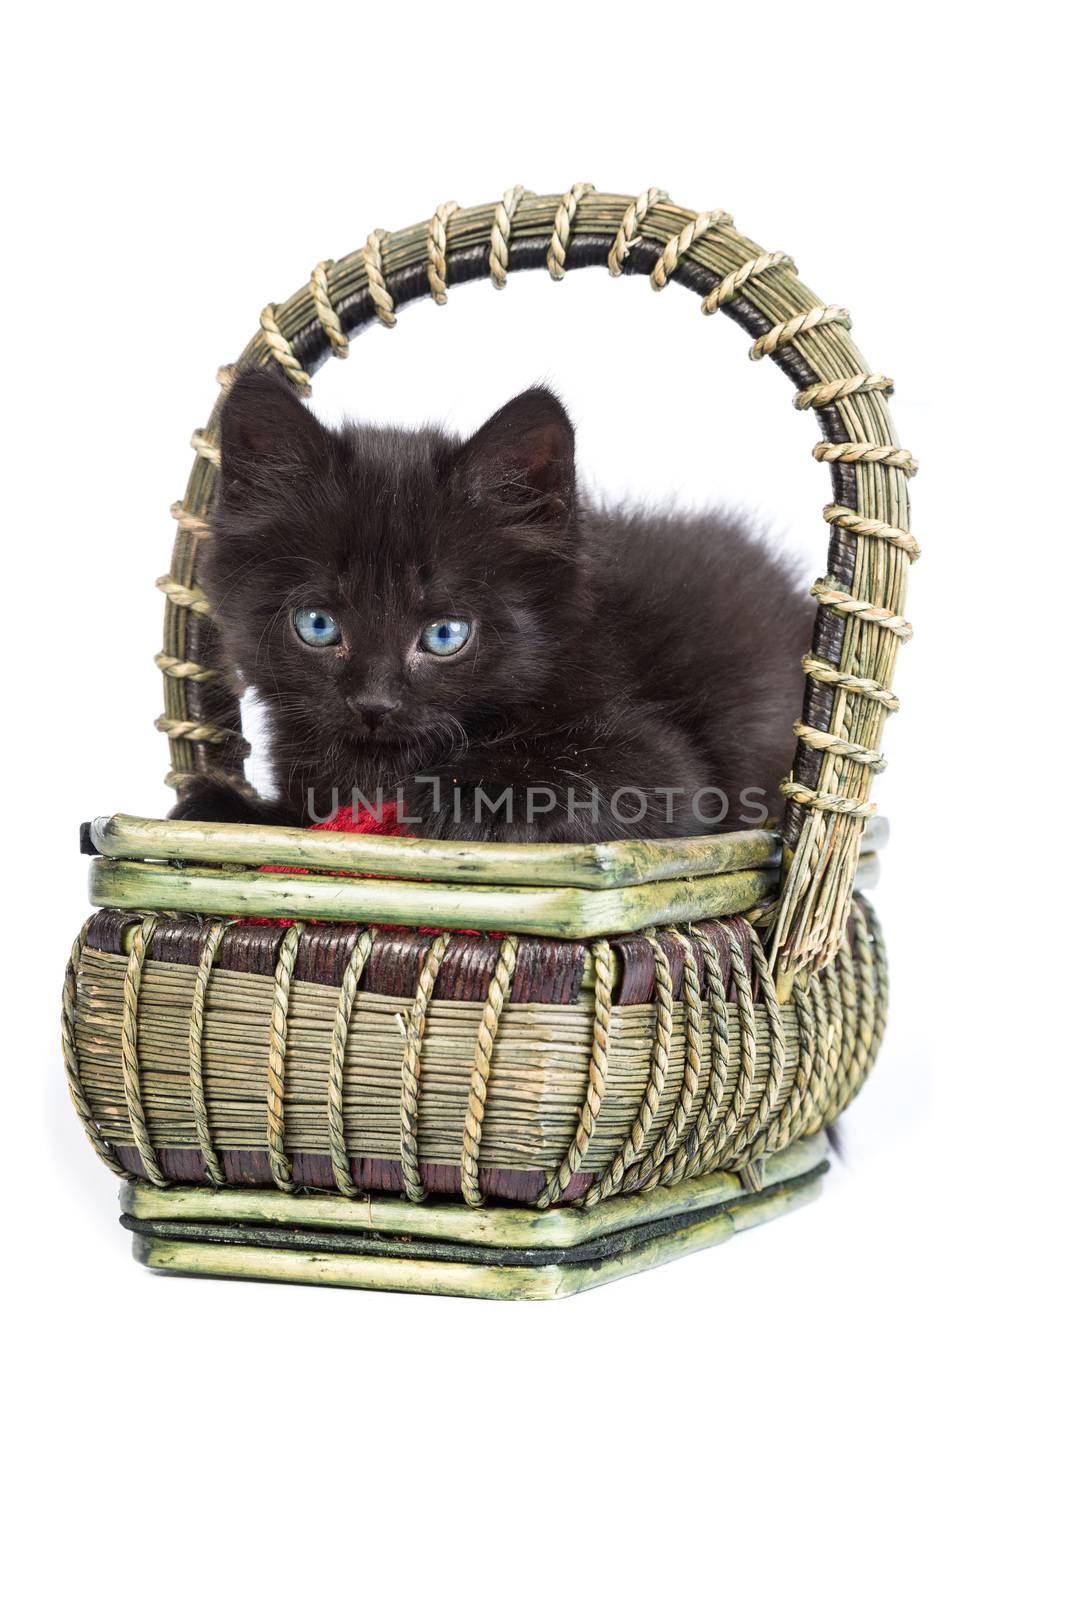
[64,187,913,1299]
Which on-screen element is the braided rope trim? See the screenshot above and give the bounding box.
[811,963,844,1132]
[650,209,732,290]
[216,363,237,391]
[190,430,220,466]
[824,501,920,560]
[793,720,887,772]
[326,929,374,1197]
[622,929,703,1194]
[259,303,312,391]
[750,304,851,360]
[793,979,821,1136]
[164,766,258,799]
[728,935,787,1180]
[780,780,877,819]
[427,200,460,304]
[795,372,894,410]
[62,919,127,1177]
[155,575,211,615]
[309,260,349,358]
[398,933,450,1202]
[801,652,900,711]
[488,184,526,288]
[701,251,794,315]
[583,932,673,1208]
[362,229,396,327]
[537,939,613,1208]
[660,925,731,1186]
[824,937,858,1125]
[714,927,764,1169]
[837,945,860,1115]
[170,502,211,539]
[547,183,595,280]
[460,937,519,1207]
[798,951,845,1137]
[266,924,301,1192]
[154,713,250,754]
[121,916,166,1186]
[155,715,246,753]
[760,903,865,1119]
[762,945,814,1154]
[188,920,227,1185]
[154,651,219,683]
[812,579,914,640]
[607,186,669,276]
[813,439,918,475]
[675,926,751,1179]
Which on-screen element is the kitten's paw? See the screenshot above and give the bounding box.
[168,777,292,827]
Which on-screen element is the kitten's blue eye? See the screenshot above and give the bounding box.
[420,618,471,657]
[293,607,341,647]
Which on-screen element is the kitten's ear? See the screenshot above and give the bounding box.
[454,387,576,532]
[219,371,327,502]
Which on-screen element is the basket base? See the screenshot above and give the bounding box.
[120,1135,828,1300]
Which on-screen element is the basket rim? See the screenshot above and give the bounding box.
[90,810,791,887]
[85,813,884,937]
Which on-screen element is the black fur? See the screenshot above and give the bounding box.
[171,372,812,842]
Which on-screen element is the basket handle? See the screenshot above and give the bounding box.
[158,189,915,975]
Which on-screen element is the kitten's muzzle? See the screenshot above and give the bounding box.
[346,696,399,735]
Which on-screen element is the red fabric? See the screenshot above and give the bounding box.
[308,802,411,838]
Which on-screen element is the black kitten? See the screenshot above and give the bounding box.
[172,372,812,841]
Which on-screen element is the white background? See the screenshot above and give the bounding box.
[6,4,1062,1593]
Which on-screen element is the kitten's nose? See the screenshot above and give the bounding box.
[348,697,397,731]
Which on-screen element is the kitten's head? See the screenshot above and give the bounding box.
[206,373,583,767]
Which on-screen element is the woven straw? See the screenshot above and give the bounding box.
[67,905,885,1208]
